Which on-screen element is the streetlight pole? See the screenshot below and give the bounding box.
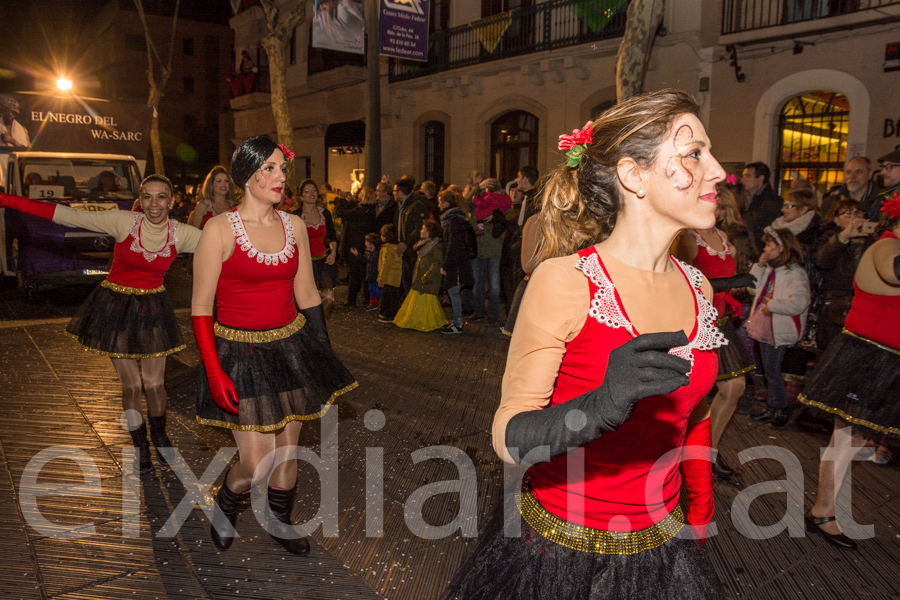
[365,0,382,188]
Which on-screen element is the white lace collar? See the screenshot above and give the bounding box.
[227,209,296,265]
[129,213,177,262]
[574,251,726,373]
[689,228,729,260]
[300,206,326,230]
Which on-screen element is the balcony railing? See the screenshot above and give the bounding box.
[722,0,900,35]
[389,0,629,83]
[229,68,270,99]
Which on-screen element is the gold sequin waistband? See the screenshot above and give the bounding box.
[842,328,900,355]
[101,279,165,295]
[311,251,329,261]
[214,313,306,343]
[715,315,727,327]
[516,477,684,555]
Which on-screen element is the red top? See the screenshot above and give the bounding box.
[302,206,328,257]
[215,209,298,330]
[107,214,178,289]
[688,228,735,317]
[844,231,900,350]
[200,207,214,229]
[527,247,722,532]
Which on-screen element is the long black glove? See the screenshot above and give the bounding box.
[299,304,330,347]
[894,255,900,283]
[491,208,516,238]
[709,273,756,293]
[505,331,691,465]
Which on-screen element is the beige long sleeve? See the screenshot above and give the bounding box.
[52,206,135,242]
[492,254,588,464]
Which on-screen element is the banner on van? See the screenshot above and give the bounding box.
[0,94,151,158]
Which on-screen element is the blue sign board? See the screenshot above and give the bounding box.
[379,0,430,62]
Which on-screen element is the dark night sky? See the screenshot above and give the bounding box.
[0,0,232,93]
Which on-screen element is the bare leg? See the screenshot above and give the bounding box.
[140,356,168,417]
[710,377,746,450]
[810,418,868,535]
[227,421,303,491]
[111,358,143,426]
[320,290,334,316]
[270,421,303,489]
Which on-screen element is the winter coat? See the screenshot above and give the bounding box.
[743,183,783,249]
[439,207,474,290]
[335,199,376,259]
[396,193,428,255]
[378,243,402,288]
[411,240,443,296]
[364,243,380,282]
[375,199,397,233]
[748,263,811,347]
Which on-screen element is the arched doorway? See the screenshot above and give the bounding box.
[490,110,538,184]
[775,92,848,195]
[422,121,445,187]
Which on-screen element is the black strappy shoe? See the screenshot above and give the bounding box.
[805,512,857,550]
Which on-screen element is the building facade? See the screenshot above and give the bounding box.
[230,0,900,195]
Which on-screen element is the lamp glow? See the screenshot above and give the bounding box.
[57,79,72,90]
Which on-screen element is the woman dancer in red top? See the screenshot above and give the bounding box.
[1,176,200,474]
[443,90,727,600]
[799,196,900,550]
[192,136,356,556]
[673,189,756,479]
[189,166,235,230]
[295,179,338,313]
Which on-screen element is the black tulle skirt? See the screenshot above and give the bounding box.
[65,281,185,359]
[196,316,357,432]
[312,256,337,291]
[442,493,723,600]
[501,276,529,337]
[716,319,755,381]
[799,330,900,440]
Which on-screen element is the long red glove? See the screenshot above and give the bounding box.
[0,193,57,220]
[681,416,714,546]
[191,315,239,415]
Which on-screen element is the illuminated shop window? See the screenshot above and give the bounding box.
[776,91,848,195]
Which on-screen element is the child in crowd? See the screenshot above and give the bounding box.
[393,220,448,332]
[377,224,403,323]
[746,226,811,428]
[351,232,382,312]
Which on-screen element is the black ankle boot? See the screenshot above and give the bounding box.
[210,474,250,551]
[128,423,153,475]
[148,413,173,466]
[768,408,790,428]
[266,487,310,555]
[751,406,775,422]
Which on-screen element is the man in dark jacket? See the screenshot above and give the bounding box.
[869,147,900,219]
[821,156,878,217]
[394,176,428,297]
[741,161,783,248]
[374,182,396,232]
[335,191,377,306]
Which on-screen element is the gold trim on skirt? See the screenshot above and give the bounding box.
[311,251,329,261]
[214,313,306,343]
[516,477,684,554]
[195,381,359,431]
[798,394,900,436]
[716,364,756,381]
[101,279,165,295]
[64,331,185,358]
[842,328,900,355]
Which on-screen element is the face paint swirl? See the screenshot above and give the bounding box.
[665,125,695,192]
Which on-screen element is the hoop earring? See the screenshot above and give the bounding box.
[636,188,646,198]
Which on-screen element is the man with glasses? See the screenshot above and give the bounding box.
[822,156,878,217]
[870,148,900,220]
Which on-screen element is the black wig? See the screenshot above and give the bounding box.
[231,135,280,188]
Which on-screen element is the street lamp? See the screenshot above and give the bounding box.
[57,78,72,91]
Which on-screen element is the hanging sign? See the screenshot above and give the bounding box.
[379,0,430,62]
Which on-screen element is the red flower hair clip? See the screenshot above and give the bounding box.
[882,191,900,220]
[558,121,593,168]
[277,143,295,161]
[725,174,737,186]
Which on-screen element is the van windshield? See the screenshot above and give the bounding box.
[19,158,141,201]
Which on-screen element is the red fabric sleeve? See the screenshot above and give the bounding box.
[0,194,57,220]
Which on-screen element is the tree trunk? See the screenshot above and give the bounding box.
[263,35,297,190]
[615,0,664,102]
[148,87,164,176]
[364,0,381,189]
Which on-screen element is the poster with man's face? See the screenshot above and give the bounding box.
[312,0,365,55]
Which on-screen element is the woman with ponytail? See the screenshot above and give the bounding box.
[443,90,727,599]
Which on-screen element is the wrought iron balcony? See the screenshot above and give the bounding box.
[388,0,629,83]
[722,0,900,35]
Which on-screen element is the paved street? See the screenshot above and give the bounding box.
[1,264,899,599]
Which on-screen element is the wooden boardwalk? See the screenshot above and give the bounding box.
[1,276,899,598]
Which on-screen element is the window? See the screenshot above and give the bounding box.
[183,37,194,56]
[490,110,538,184]
[124,34,146,52]
[776,92,848,195]
[290,28,297,65]
[183,76,195,94]
[423,121,446,187]
[481,0,532,17]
